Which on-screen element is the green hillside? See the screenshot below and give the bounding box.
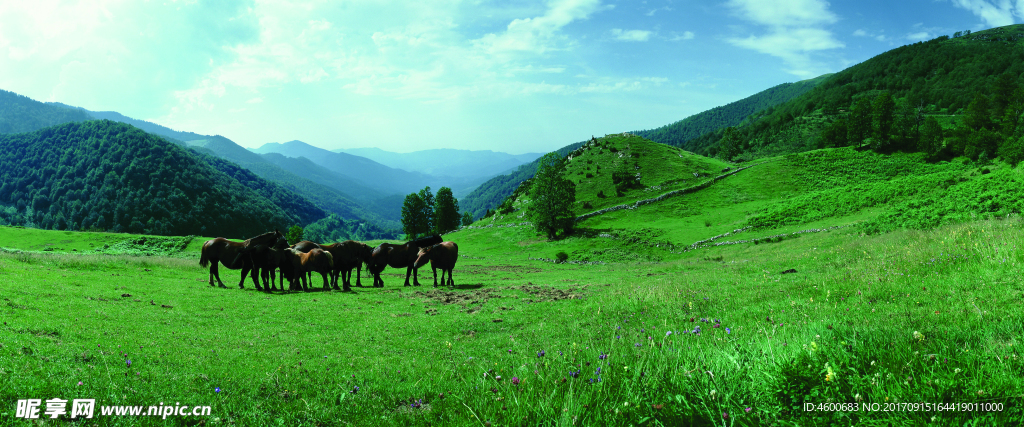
[695,24,1024,161]
[634,74,830,150]
[0,120,319,237]
[0,89,92,134]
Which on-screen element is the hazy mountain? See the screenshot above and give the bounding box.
[0,90,92,134]
[332,147,543,179]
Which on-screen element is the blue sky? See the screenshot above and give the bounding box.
[0,0,1020,154]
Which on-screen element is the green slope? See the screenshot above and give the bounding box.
[634,74,830,151]
[0,120,319,237]
[0,90,92,134]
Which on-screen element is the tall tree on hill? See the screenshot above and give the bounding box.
[919,116,944,156]
[964,94,993,131]
[872,92,896,151]
[848,97,872,145]
[821,117,849,148]
[992,73,1018,122]
[418,186,435,236]
[1002,87,1024,137]
[401,192,427,239]
[433,186,460,234]
[717,127,742,161]
[893,100,919,152]
[528,153,576,239]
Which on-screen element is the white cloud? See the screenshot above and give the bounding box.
[853,28,888,42]
[950,0,1022,27]
[726,0,838,27]
[473,0,612,54]
[669,31,695,41]
[611,29,653,41]
[907,31,932,41]
[726,0,843,77]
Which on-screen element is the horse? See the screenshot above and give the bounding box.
[284,248,334,291]
[288,240,324,290]
[367,235,444,287]
[199,230,285,289]
[248,236,290,291]
[413,241,459,287]
[320,240,373,291]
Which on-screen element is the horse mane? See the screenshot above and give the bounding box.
[244,229,283,245]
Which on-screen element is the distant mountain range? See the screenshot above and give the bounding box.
[332,147,542,179]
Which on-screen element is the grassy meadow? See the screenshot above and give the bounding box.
[2,140,1024,426]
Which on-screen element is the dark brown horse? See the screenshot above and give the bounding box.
[289,241,324,290]
[284,248,334,291]
[249,236,290,291]
[199,230,284,289]
[413,241,459,287]
[368,235,444,287]
[320,240,373,291]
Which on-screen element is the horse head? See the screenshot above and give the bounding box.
[413,244,435,268]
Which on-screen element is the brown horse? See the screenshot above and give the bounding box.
[413,241,459,287]
[320,240,373,291]
[368,235,444,287]
[289,240,324,290]
[199,230,284,289]
[249,236,291,291]
[284,248,334,291]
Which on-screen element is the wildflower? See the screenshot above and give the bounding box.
[825,363,835,382]
[745,407,752,413]
[126,360,131,368]
[723,412,729,419]
[596,367,602,375]
[913,331,925,342]
[215,387,221,393]
[666,331,673,336]
[77,381,82,386]
[599,353,607,360]
[351,386,359,394]
[726,327,731,334]
[495,375,502,381]
[537,350,545,357]
[508,349,512,354]
[569,370,580,378]
[512,377,520,386]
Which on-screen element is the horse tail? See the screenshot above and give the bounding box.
[199,243,210,268]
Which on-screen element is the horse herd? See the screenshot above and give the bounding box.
[198,230,459,292]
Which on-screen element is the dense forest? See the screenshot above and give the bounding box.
[633,74,830,150]
[702,24,1024,161]
[0,120,321,237]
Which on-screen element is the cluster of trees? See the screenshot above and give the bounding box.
[813,72,1024,165]
[400,186,471,239]
[0,90,92,135]
[0,120,324,237]
[527,153,577,239]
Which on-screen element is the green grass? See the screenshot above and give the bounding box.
[3,141,1024,425]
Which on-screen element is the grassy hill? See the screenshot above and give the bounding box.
[1,133,1021,424]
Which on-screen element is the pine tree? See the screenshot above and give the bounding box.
[528,153,576,239]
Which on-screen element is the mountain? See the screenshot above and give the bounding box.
[458,140,589,219]
[1,90,92,134]
[332,147,543,179]
[633,74,830,151]
[695,24,1024,160]
[0,120,321,237]
[254,140,491,198]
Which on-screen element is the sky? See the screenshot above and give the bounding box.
[1,0,1021,154]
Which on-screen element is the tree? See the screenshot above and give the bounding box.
[893,100,919,151]
[964,93,992,131]
[919,116,944,156]
[872,92,896,151]
[821,117,848,148]
[460,211,474,227]
[528,153,576,239]
[401,192,426,239]
[418,186,435,236]
[433,186,460,234]
[848,97,872,145]
[717,127,742,161]
[286,225,304,245]
[999,135,1024,167]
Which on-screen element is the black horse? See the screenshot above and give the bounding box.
[367,235,443,287]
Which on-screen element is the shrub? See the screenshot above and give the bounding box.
[555,252,569,263]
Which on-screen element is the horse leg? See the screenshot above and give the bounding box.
[251,266,263,291]
[212,262,227,288]
[355,265,363,287]
[322,271,331,290]
[432,266,438,287]
[447,268,454,287]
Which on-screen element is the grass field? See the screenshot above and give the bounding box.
[2,142,1024,426]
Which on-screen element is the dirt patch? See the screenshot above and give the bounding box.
[413,288,503,309]
[459,265,544,275]
[514,282,586,302]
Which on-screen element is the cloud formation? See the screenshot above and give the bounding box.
[611,29,653,41]
[725,0,844,77]
[949,0,1023,27]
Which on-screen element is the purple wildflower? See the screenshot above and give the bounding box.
[351,386,359,394]
[215,387,221,393]
[599,353,607,360]
[726,327,731,334]
[538,350,545,357]
[745,407,752,413]
[666,331,673,336]
[126,360,131,368]
[512,377,520,386]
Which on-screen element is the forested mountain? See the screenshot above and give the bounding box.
[0,120,320,237]
[698,24,1024,162]
[458,140,588,219]
[333,147,542,179]
[633,74,830,151]
[0,90,92,134]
